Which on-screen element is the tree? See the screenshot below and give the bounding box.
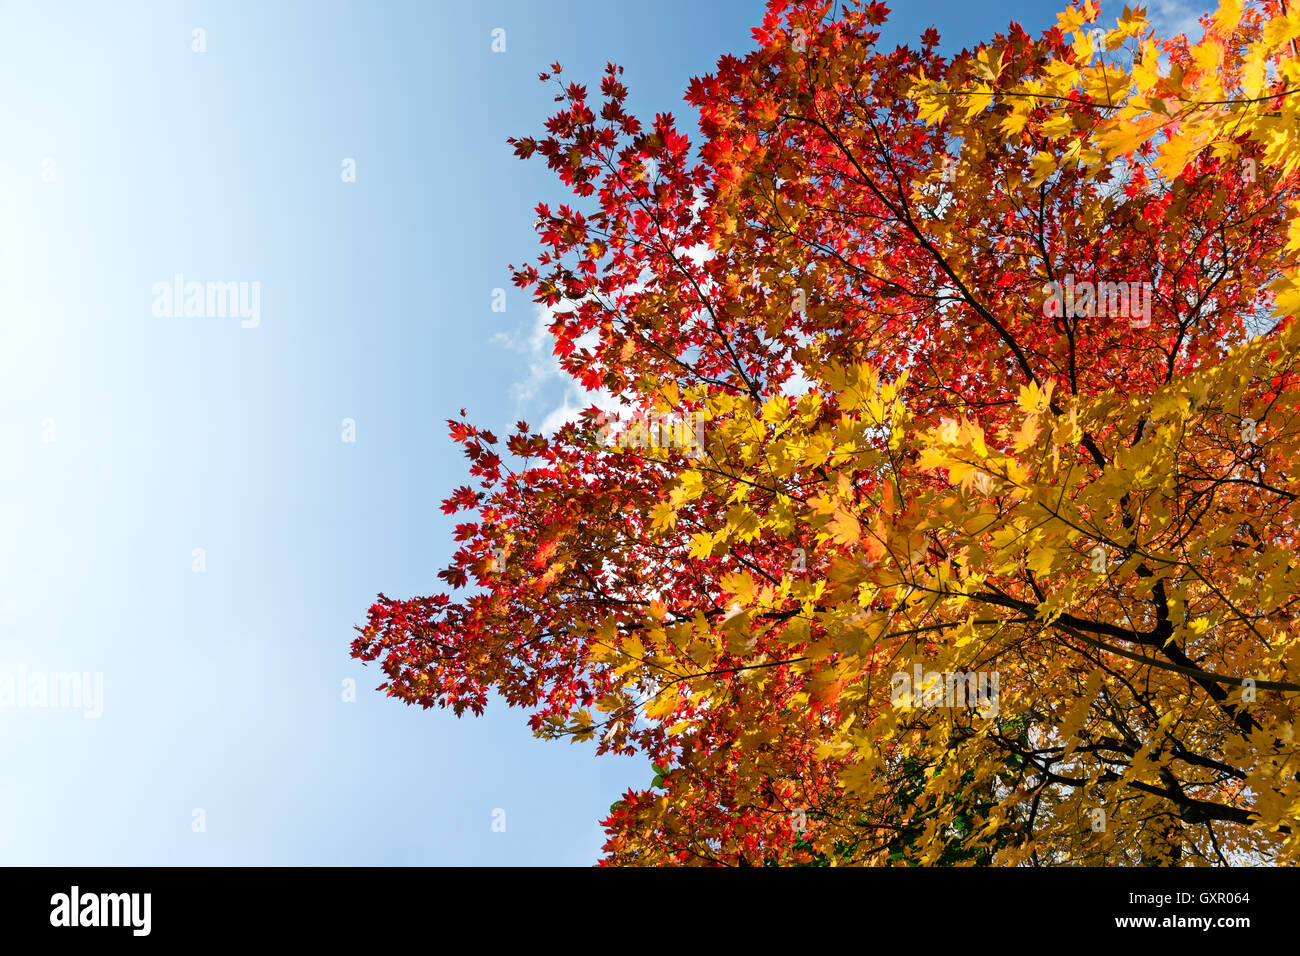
[354,0,1300,865]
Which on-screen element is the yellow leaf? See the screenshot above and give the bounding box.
[643,690,679,720]
[1011,415,1041,452]
[1213,0,1243,37]
[1028,151,1057,187]
[827,506,861,546]
[1000,109,1030,137]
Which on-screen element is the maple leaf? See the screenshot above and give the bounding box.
[826,505,861,547]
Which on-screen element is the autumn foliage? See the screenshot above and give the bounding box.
[355,0,1300,865]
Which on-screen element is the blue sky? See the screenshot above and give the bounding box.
[0,0,1208,865]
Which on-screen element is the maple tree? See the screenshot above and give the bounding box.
[355,0,1300,865]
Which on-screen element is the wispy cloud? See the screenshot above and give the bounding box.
[1147,0,1213,41]
[494,240,715,435]
[491,301,619,435]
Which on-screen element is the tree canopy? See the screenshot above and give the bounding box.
[354,0,1300,865]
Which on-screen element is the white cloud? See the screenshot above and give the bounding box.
[1147,0,1212,41]
[780,366,814,397]
[491,301,620,435]
[495,240,715,436]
